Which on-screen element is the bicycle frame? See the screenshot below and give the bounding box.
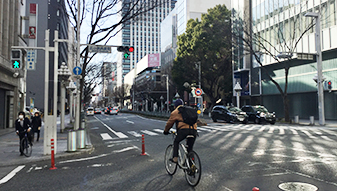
[171,131,192,170]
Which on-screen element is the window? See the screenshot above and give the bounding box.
[57,9,60,16]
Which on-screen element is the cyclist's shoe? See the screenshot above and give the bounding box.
[29,142,33,146]
[169,157,178,163]
[20,153,24,156]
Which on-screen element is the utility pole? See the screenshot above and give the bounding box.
[75,0,81,130]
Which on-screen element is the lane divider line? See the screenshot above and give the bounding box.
[94,116,128,139]
[0,165,25,185]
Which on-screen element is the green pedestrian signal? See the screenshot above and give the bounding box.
[13,61,20,68]
[11,49,22,69]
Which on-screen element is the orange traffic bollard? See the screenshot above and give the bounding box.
[141,134,146,155]
[252,187,259,191]
[50,139,57,170]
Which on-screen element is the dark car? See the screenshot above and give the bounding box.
[211,105,248,123]
[241,105,276,124]
[104,107,110,114]
[94,108,101,114]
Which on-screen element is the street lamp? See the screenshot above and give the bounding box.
[58,62,72,133]
[305,12,325,125]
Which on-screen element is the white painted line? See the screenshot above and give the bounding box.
[321,136,333,141]
[290,129,298,135]
[113,146,138,153]
[153,129,164,133]
[247,126,256,131]
[313,131,322,135]
[0,165,25,185]
[258,126,267,132]
[268,127,274,133]
[94,116,128,139]
[141,130,159,136]
[301,130,316,139]
[279,128,285,135]
[59,153,109,164]
[100,133,113,140]
[26,166,33,173]
[126,120,134,124]
[127,131,142,137]
[35,167,42,170]
[197,127,213,132]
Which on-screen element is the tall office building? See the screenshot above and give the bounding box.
[116,0,177,87]
[25,0,69,111]
[232,0,337,119]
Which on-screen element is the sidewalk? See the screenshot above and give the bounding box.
[0,114,92,167]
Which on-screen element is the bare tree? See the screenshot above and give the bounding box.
[112,83,131,107]
[65,0,170,106]
[232,4,316,122]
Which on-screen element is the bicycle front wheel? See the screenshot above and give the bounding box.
[185,151,201,187]
[164,144,177,175]
[21,137,32,157]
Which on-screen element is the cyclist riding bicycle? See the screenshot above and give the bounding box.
[163,99,198,163]
[15,111,32,156]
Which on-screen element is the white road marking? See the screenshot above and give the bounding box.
[197,127,213,132]
[301,130,316,139]
[94,116,128,139]
[279,127,285,135]
[141,130,159,136]
[247,126,256,130]
[290,129,298,135]
[35,167,42,170]
[321,136,333,141]
[126,120,134,124]
[258,126,267,132]
[113,146,138,153]
[127,131,142,137]
[0,165,25,185]
[153,129,164,133]
[59,153,109,164]
[268,127,274,133]
[100,133,113,140]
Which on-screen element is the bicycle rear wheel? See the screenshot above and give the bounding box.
[185,151,201,187]
[164,144,177,175]
[20,137,32,157]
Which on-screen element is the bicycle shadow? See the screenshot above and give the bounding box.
[143,174,173,191]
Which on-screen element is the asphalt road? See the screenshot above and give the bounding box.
[2,113,337,190]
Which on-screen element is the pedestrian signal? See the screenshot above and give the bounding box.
[11,49,22,69]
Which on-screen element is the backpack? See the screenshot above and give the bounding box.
[178,106,198,127]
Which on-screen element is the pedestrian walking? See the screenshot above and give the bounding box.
[31,112,42,142]
[15,111,32,156]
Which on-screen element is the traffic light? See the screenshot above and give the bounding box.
[117,46,134,58]
[11,49,22,69]
[328,81,332,91]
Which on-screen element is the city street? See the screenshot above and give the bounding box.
[2,113,337,190]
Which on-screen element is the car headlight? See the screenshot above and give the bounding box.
[260,112,266,117]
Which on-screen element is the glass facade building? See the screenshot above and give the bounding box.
[232,0,337,119]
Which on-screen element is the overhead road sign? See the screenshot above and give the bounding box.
[88,45,111,53]
[73,66,82,75]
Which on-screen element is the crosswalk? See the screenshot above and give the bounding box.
[97,124,337,141]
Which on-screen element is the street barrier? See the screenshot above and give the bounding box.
[310,116,315,125]
[294,115,299,123]
[141,134,146,155]
[50,139,57,170]
[67,130,76,152]
[77,129,86,149]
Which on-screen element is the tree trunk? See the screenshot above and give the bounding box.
[283,94,290,122]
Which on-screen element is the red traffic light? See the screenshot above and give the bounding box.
[129,47,134,52]
[328,81,332,85]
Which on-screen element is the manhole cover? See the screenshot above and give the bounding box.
[278,182,318,191]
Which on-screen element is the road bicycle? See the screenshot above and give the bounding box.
[20,130,32,157]
[164,131,201,187]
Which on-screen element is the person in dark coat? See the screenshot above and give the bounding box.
[15,111,32,156]
[31,112,42,142]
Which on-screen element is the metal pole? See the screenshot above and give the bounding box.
[199,62,203,117]
[75,0,81,130]
[43,30,50,155]
[60,81,65,133]
[166,76,169,112]
[53,30,59,153]
[315,15,325,125]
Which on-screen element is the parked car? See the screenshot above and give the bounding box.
[241,105,276,124]
[211,105,247,123]
[109,106,119,115]
[86,107,94,116]
[94,108,101,114]
[226,106,248,124]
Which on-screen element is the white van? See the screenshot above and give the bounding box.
[86,107,94,116]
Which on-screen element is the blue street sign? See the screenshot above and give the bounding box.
[197,103,201,108]
[73,66,82,75]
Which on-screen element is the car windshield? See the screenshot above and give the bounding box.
[227,107,242,112]
[254,106,268,112]
[88,108,94,111]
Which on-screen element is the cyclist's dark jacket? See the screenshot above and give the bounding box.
[15,118,31,133]
[164,105,197,132]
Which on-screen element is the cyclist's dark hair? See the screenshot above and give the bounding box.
[18,111,25,116]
